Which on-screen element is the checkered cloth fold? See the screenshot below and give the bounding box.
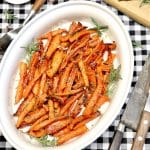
[0,0,150,149]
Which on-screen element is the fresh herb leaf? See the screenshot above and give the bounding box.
[109,65,121,83]
[22,41,39,63]
[36,135,57,147]
[140,0,150,7]
[4,10,17,24]
[90,17,109,35]
[107,82,116,97]
[132,40,142,48]
[107,65,121,97]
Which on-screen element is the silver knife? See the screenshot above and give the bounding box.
[0,0,46,52]
[131,91,150,150]
[109,55,150,150]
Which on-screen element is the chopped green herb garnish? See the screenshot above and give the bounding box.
[36,135,57,147]
[4,10,17,24]
[132,40,142,48]
[109,65,121,83]
[140,0,150,7]
[22,41,39,63]
[107,65,121,97]
[90,17,108,35]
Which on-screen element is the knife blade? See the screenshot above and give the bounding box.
[131,91,150,150]
[109,55,150,150]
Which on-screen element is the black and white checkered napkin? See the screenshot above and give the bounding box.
[0,0,150,149]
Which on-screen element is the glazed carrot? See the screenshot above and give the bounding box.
[46,118,71,134]
[39,73,47,95]
[46,34,60,58]
[94,96,109,112]
[54,88,83,96]
[57,125,88,145]
[15,92,34,116]
[30,114,48,131]
[16,97,36,128]
[51,29,66,36]
[69,29,90,42]
[48,99,55,119]
[65,67,77,92]
[28,52,40,81]
[69,95,84,117]
[47,50,64,78]
[58,63,73,92]
[83,76,103,115]
[52,76,59,93]
[69,21,85,35]
[15,62,27,103]
[54,102,60,117]
[32,80,40,95]
[32,116,68,131]
[29,129,46,138]
[78,60,89,87]
[74,112,100,129]
[24,107,47,124]
[60,92,83,115]
[53,127,70,137]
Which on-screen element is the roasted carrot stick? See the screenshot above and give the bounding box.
[78,60,89,87]
[46,34,60,58]
[46,118,71,134]
[74,112,100,129]
[83,76,103,115]
[47,50,64,78]
[30,114,48,131]
[58,63,73,92]
[60,92,83,115]
[48,99,55,119]
[15,62,27,103]
[24,107,47,124]
[32,116,68,131]
[16,97,36,128]
[57,125,88,145]
[53,127,70,137]
[29,129,46,138]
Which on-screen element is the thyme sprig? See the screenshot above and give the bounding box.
[36,135,57,147]
[4,10,17,24]
[132,40,142,48]
[90,17,109,35]
[22,41,39,63]
[107,65,121,96]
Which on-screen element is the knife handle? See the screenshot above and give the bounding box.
[32,0,46,12]
[131,111,150,150]
[109,123,125,150]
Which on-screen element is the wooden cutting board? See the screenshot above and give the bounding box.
[104,0,150,28]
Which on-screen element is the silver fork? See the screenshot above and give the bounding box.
[0,0,46,52]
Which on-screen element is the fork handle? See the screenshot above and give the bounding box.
[32,0,46,12]
[23,0,46,26]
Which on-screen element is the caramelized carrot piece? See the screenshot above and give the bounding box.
[57,125,88,145]
[83,76,103,115]
[46,35,60,58]
[16,97,36,128]
[15,62,27,103]
[46,118,71,134]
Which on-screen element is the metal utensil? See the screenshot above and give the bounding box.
[0,0,46,52]
[109,55,150,150]
[131,90,150,150]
